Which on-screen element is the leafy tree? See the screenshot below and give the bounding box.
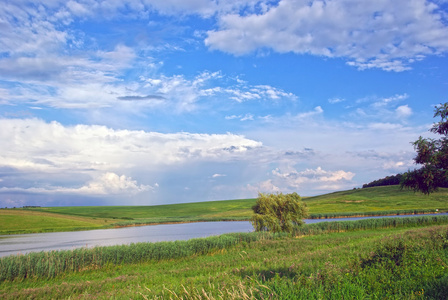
[401,102,448,194]
[250,192,308,233]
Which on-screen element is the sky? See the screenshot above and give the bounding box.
[1,0,448,207]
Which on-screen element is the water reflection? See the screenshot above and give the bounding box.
[0,221,253,257]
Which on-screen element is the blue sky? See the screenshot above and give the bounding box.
[1,0,448,207]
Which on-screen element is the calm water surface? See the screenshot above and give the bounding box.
[0,213,447,257]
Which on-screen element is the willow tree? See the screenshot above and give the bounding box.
[251,192,308,233]
[401,102,448,194]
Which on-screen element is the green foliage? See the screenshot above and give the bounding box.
[402,102,448,194]
[251,192,308,233]
[362,173,403,188]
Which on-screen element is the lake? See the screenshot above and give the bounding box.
[0,213,446,257]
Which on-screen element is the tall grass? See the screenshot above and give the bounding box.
[0,232,271,282]
[3,224,448,299]
[309,208,445,219]
[3,215,448,283]
[295,215,448,235]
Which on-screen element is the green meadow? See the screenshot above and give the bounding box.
[305,185,448,214]
[0,210,116,234]
[1,186,448,299]
[1,218,448,299]
[2,186,448,234]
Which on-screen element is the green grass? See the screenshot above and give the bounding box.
[2,215,448,283]
[3,185,448,234]
[29,198,257,222]
[304,185,448,214]
[1,221,448,299]
[0,210,115,234]
[2,186,448,298]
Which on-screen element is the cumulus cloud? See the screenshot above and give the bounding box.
[246,179,281,194]
[272,166,355,191]
[0,1,302,113]
[0,172,152,195]
[396,105,413,119]
[0,118,262,169]
[205,0,448,71]
[0,118,263,197]
[77,172,152,195]
[243,165,356,196]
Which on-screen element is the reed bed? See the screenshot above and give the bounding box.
[2,215,448,283]
[0,232,270,282]
[295,215,448,235]
[309,208,445,219]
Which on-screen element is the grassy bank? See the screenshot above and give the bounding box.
[1,219,448,299]
[305,185,448,214]
[2,186,448,234]
[2,215,448,283]
[0,210,116,234]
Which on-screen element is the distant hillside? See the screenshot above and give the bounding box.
[363,173,448,189]
[362,174,403,188]
[304,185,448,215]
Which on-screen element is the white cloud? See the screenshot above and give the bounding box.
[246,179,281,194]
[372,93,409,108]
[272,166,355,189]
[66,0,91,17]
[212,173,226,178]
[396,105,413,118]
[0,118,262,170]
[329,97,345,104]
[0,118,264,198]
[350,94,413,124]
[297,106,323,119]
[0,172,152,195]
[77,172,151,195]
[225,83,297,103]
[0,1,300,114]
[240,113,254,121]
[382,161,406,170]
[205,0,448,71]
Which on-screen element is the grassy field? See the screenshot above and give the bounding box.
[30,198,256,221]
[305,185,448,214]
[1,220,448,299]
[0,210,116,234]
[2,185,448,234]
[2,186,448,298]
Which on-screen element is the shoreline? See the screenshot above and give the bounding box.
[2,211,446,235]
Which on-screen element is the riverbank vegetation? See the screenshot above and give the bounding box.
[2,185,448,234]
[1,217,448,299]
